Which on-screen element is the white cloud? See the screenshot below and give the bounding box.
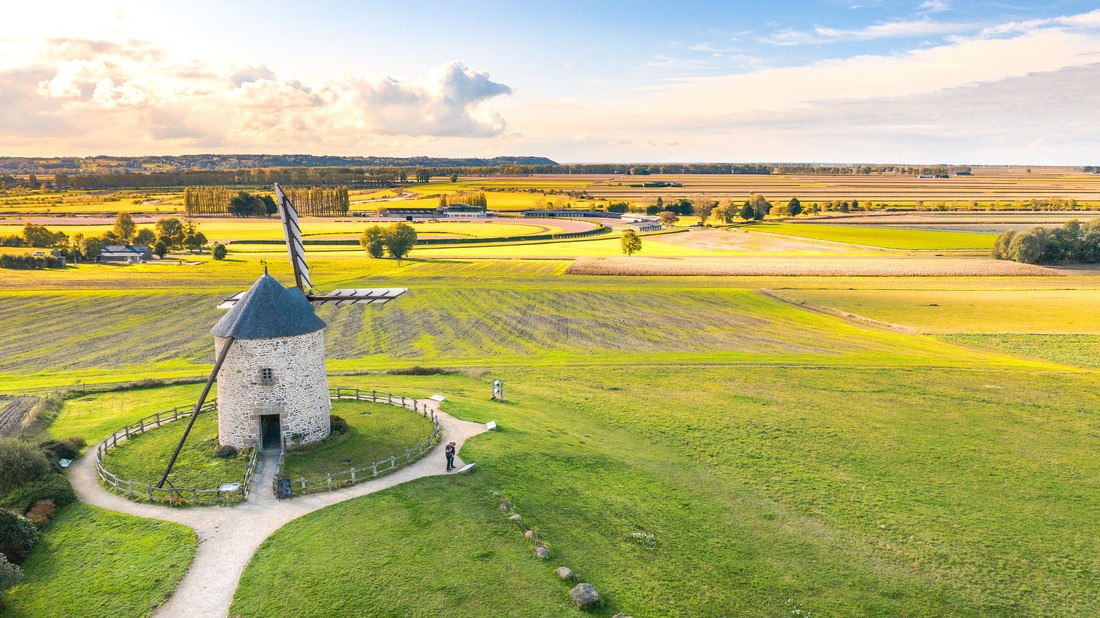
[918,0,949,13]
[0,40,513,153]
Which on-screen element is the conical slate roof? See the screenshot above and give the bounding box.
[211,274,326,339]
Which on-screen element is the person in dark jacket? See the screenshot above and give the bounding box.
[445,442,456,471]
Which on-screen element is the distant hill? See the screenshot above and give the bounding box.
[0,154,558,174]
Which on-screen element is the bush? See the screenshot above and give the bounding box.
[212,243,227,260]
[0,510,40,564]
[0,254,64,270]
[38,439,79,463]
[64,436,86,450]
[385,366,454,376]
[214,444,238,459]
[0,553,23,595]
[330,415,349,435]
[0,439,51,492]
[25,500,56,528]
[0,474,76,513]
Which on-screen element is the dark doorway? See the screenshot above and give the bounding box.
[260,414,282,451]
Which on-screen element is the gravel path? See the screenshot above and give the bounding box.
[68,398,488,618]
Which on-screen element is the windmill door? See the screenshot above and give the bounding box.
[260,414,282,451]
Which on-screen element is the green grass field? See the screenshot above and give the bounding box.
[231,367,1100,616]
[103,412,249,490]
[750,222,997,250]
[1,503,195,618]
[778,289,1100,334]
[282,400,434,481]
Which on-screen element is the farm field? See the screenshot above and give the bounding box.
[777,289,1100,334]
[6,204,1100,616]
[748,222,997,250]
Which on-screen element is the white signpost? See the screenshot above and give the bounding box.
[492,379,504,401]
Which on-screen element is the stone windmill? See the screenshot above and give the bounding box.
[156,185,406,488]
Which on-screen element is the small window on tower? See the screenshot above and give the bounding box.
[260,368,274,386]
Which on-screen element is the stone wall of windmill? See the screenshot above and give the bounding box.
[215,331,331,449]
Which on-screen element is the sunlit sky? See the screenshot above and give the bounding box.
[2,1,1099,163]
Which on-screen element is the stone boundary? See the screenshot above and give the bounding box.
[273,388,442,498]
[95,400,258,506]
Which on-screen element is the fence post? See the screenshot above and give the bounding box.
[327,474,332,490]
[139,418,144,433]
[147,485,153,500]
[372,463,378,477]
[124,425,129,440]
[401,396,406,407]
[155,412,161,426]
[388,392,392,404]
[372,389,376,401]
[355,388,360,399]
[351,469,356,483]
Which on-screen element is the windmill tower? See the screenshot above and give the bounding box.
[156,185,407,486]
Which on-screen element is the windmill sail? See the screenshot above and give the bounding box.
[214,184,408,309]
[275,184,312,294]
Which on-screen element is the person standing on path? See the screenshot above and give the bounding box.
[445,441,456,471]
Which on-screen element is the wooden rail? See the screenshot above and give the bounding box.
[94,400,254,506]
[273,389,441,498]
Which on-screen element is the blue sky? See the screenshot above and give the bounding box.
[1,1,1099,163]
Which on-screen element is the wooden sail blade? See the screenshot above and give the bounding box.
[308,288,408,306]
[217,291,246,309]
[274,184,312,294]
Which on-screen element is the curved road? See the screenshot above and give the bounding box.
[68,398,488,618]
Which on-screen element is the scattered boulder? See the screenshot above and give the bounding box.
[534,546,550,558]
[556,566,576,580]
[509,514,522,523]
[524,529,537,539]
[570,583,600,608]
[490,491,503,499]
[499,500,511,512]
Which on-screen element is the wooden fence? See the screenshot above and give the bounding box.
[273,389,442,498]
[94,400,257,506]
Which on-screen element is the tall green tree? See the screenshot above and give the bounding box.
[359,226,386,259]
[384,223,417,263]
[787,197,802,216]
[154,218,185,249]
[113,212,136,242]
[621,230,642,256]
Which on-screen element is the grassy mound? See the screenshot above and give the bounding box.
[281,400,434,482]
[2,503,195,617]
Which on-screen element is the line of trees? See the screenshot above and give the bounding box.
[0,214,210,266]
[184,187,233,216]
[282,187,350,216]
[992,219,1100,264]
[437,192,488,208]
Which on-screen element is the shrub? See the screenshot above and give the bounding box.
[386,366,454,375]
[212,243,227,260]
[0,553,23,595]
[0,510,40,564]
[63,436,86,450]
[0,439,51,492]
[25,500,56,528]
[0,474,76,513]
[330,415,349,435]
[214,444,238,459]
[38,439,79,463]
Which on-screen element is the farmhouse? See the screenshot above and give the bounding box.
[100,245,153,263]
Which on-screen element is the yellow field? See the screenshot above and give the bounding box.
[0,218,579,243]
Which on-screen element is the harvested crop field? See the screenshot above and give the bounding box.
[566,256,1064,276]
[0,396,35,436]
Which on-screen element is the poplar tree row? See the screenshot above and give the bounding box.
[282,186,350,216]
[183,186,350,216]
[184,187,233,216]
[437,192,488,208]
